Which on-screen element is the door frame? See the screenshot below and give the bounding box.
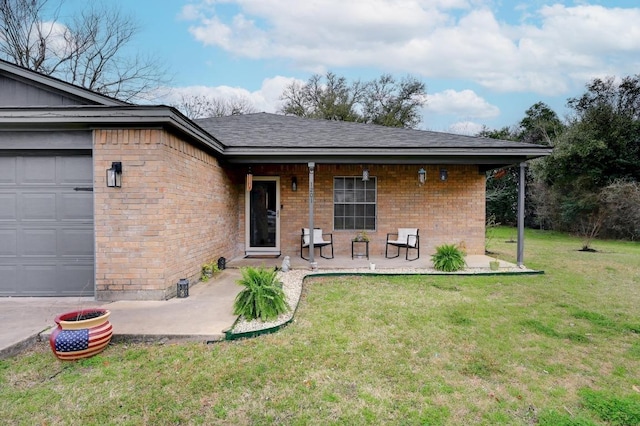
[244,176,280,256]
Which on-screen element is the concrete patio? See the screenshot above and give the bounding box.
[227,253,520,271]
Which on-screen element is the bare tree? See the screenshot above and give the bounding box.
[279,72,426,128]
[280,72,364,122]
[0,0,170,102]
[174,94,257,119]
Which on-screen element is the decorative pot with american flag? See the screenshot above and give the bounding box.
[49,309,113,361]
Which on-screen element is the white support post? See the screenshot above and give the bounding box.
[308,162,315,265]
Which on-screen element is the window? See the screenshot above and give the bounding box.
[333,177,377,230]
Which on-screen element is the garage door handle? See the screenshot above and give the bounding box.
[73,187,94,192]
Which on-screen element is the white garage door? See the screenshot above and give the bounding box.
[0,155,94,296]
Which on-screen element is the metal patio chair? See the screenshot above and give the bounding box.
[300,228,334,260]
[385,228,420,261]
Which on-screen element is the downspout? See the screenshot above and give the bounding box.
[517,162,526,267]
[308,162,316,267]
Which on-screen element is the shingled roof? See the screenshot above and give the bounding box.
[196,112,551,168]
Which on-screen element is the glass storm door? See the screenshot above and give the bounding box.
[245,177,280,255]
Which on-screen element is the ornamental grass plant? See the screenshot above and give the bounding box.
[431,243,466,272]
[233,266,289,321]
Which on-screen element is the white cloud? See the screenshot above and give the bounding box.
[181,1,640,95]
[425,89,499,118]
[446,121,485,136]
[157,75,299,113]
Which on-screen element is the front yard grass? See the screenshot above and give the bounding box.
[1,228,639,425]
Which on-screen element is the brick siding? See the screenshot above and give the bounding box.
[93,129,240,300]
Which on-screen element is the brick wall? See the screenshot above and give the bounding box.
[246,164,486,258]
[93,129,240,300]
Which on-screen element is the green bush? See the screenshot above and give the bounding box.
[201,260,220,282]
[233,266,289,321]
[431,244,466,272]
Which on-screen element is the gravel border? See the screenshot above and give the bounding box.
[229,266,537,335]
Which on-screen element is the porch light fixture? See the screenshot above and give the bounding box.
[246,167,253,192]
[417,167,426,185]
[291,176,298,192]
[440,168,448,181]
[106,162,122,188]
[362,167,370,182]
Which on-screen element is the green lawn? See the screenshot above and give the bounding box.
[2,228,639,425]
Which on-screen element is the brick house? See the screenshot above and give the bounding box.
[0,59,551,300]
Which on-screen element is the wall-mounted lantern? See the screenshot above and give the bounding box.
[291,176,298,192]
[418,167,426,185]
[440,168,448,181]
[362,167,370,182]
[106,162,122,188]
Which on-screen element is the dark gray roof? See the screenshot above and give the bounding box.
[196,112,551,167]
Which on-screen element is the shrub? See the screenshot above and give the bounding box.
[233,266,289,321]
[201,260,220,282]
[431,244,466,272]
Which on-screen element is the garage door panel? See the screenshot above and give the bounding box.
[59,157,93,184]
[0,230,17,256]
[22,264,58,294]
[0,265,18,294]
[22,229,57,256]
[21,193,57,220]
[58,265,94,295]
[20,157,57,185]
[60,229,94,256]
[0,157,17,183]
[60,193,93,220]
[0,194,17,219]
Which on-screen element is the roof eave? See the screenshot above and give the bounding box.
[221,147,552,165]
[0,107,225,154]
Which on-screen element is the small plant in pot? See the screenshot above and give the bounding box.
[201,260,220,282]
[233,266,289,322]
[431,244,466,272]
[353,230,369,242]
[489,258,500,271]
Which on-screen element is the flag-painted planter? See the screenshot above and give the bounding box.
[49,309,113,361]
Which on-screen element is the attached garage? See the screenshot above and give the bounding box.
[1,59,127,297]
[0,152,94,296]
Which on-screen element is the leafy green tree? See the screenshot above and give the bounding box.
[280,72,427,128]
[479,109,559,227]
[534,75,640,236]
[518,102,563,146]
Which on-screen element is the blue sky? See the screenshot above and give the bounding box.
[62,0,640,134]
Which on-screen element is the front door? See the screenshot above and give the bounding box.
[245,177,280,256]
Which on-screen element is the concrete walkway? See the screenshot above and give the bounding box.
[0,269,242,359]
